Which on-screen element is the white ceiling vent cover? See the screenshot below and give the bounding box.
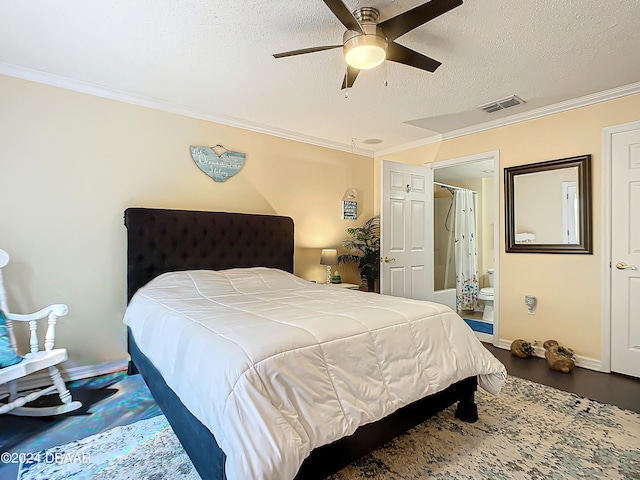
[478,95,525,113]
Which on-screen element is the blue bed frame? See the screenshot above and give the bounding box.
[124,207,478,480]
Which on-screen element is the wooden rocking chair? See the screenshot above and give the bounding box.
[0,249,82,416]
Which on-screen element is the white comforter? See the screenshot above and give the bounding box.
[123,268,506,480]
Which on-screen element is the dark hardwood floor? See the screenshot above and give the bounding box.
[1,344,638,480]
[484,344,640,413]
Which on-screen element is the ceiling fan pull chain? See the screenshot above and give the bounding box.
[383,60,388,87]
[345,65,349,98]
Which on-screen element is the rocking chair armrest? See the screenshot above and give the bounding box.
[5,304,69,322]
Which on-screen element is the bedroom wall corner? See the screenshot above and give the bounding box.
[0,74,375,369]
[377,93,640,362]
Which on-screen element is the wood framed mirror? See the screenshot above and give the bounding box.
[505,154,592,253]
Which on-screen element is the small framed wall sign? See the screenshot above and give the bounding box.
[190,145,246,182]
[342,188,358,220]
[342,200,357,220]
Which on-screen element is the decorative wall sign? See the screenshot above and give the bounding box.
[342,188,358,220]
[190,145,246,182]
[343,200,358,220]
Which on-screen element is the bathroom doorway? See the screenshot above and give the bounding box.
[428,151,500,345]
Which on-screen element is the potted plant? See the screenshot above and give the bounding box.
[338,216,380,292]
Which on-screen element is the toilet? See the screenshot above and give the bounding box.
[478,268,494,322]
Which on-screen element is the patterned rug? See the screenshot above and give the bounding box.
[18,376,640,480]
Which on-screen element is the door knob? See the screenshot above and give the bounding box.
[383,256,396,263]
[615,261,637,270]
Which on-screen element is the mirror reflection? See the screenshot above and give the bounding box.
[505,155,592,254]
[514,167,579,244]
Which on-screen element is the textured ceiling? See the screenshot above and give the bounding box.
[1,0,639,155]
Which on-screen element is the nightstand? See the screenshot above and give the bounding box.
[327,283,360,290]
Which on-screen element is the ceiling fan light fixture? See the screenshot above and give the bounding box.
[343,33,387,70]
[272,1,464,89]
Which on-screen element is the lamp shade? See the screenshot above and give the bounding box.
[320,249,338,265]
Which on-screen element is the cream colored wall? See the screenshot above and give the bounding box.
[0,75,374,368]
[432,188,454,290]
[379,93,640,360]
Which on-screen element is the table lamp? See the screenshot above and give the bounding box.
[320,249,338,285]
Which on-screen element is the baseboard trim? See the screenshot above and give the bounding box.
[0,359,129,395]
[496,339,602,372]
[475,332,494,343]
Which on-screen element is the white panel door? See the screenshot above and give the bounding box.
[381,160,433,300]
[611,126,640,377]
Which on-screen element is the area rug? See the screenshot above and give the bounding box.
[18,376,640,479]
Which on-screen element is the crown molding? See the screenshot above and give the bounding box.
[0,63,374,158]
[375,81,640,158]
[4,62,638,160]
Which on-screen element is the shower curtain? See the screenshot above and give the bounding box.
[454,189,478,311]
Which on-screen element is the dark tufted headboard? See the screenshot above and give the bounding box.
[124,208,295,302]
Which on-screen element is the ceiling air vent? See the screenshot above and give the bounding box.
[478,95,525,113]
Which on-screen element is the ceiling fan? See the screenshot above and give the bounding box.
[273,0,463,90]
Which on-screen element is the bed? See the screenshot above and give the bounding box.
[123,207,506,480]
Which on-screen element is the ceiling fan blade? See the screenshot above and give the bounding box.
[379,0,463,41]
[273,45,342,58]
[323,0,364,33]
[387,42,442,72]
[341,66,360,89]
